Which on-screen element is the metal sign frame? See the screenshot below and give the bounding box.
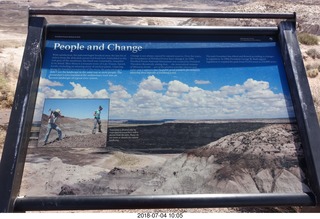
[0,9,320,212]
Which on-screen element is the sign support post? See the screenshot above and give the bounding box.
[0,16,46,212]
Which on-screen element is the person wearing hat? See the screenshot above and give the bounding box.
[92,105,103,134]
[44,109,63,145]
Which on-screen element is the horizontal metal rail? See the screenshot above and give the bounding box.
[46,24,279,36]
[14,193,315,212]
[29,9,296,20]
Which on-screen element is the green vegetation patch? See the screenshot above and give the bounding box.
[306,69,319,78]
[0,74,13,108]
[306,48,320,59]
[298,33,319,45]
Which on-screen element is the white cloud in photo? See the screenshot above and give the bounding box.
[110,89,131,99]
[114,76,292,120]
[133,89,163,106]
[219,84,245,97]
[166,80,190,97]
[93,89,109,98]
[139,75,164,91]
[108,81,126,92]
[33,81,110,120]
[39,78,63,87]
[194,80,211,85]
[34,76,293,121]
[66,82,92,97]
[243,78,269,92]
[107,80,131,99]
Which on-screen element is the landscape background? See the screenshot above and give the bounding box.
[1,0,320,213]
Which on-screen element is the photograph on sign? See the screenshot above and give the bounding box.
[20,34,310,196]
[34,98,109,148]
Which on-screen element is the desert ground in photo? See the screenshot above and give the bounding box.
[21,120,309,197]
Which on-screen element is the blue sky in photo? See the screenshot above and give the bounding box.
[43,98,109,120]
[42,40,289,96]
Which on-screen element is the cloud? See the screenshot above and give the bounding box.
[34,76,294,121]
[66,82,92,97]
[244,78,269,91]
[93,89,109,98]
[133,89,162,106]
[33,82,110,120]
[219,84,245,97]
[166,80,189,97]
[108,81,131,99]
[108,81,125,92]
[39,78,63,87]
[139,75,164,91]
[110,90,131,99]
[40,82,94,98]
[194,80,211,85]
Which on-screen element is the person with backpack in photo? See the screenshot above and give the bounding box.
[44,109,63,145]
[92,105,103,134]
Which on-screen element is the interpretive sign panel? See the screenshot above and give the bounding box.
[19,27,310,197]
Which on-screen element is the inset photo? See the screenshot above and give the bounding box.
[36,98,109,148]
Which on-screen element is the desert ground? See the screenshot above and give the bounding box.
[1,0,320,213]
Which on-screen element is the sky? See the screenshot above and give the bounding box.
[33,38,295,121]
[42,98,109,120]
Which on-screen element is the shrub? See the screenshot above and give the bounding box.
[298,33,319,45]
[0,74,14,108]
[305,64,312,70]
[306,48,320,59]
[307,69,319,78]
[0,74,6,91]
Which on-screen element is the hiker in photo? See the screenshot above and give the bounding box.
[44,109,63,145]
[92,105,103,134]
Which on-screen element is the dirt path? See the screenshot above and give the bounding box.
[0,108,10,125]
